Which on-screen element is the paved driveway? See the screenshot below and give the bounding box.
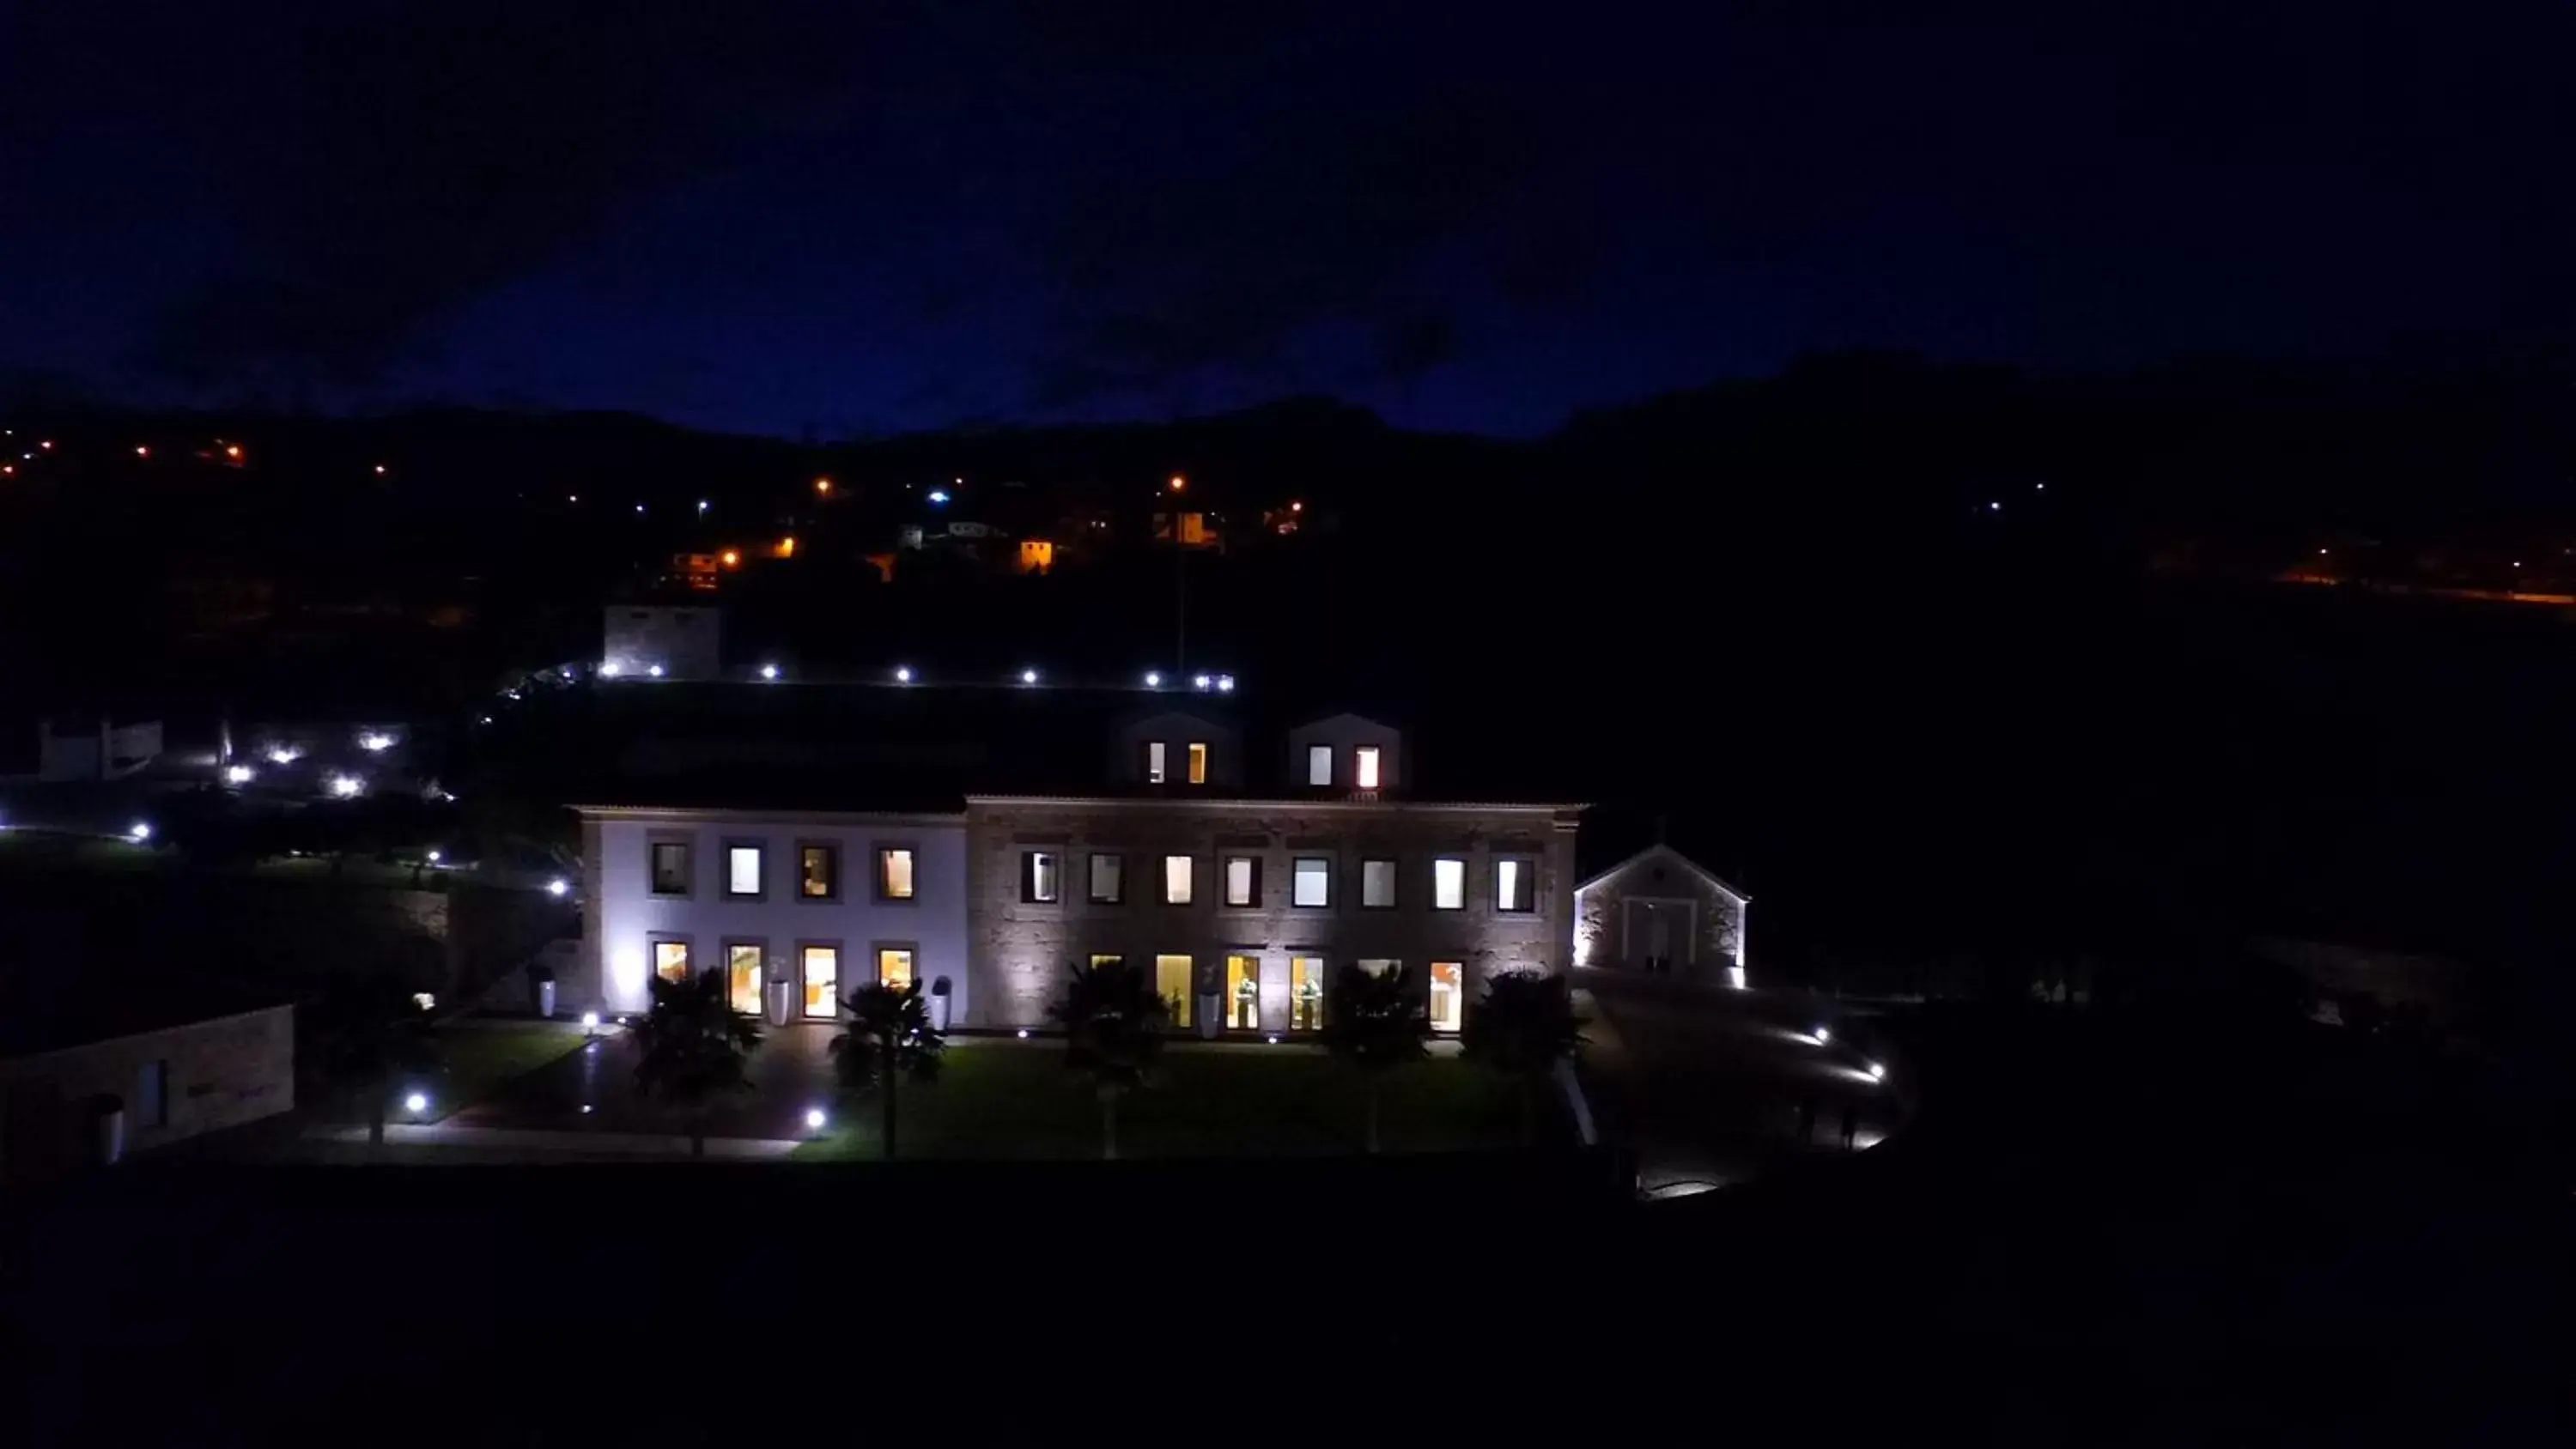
[459,1021,841,1143]
[1573,969,1904,1196]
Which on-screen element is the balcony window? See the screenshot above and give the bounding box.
[1432,857,1466,911]
[799,844,839,900]
[1292,858,1331,908]
[725,844,764,898]
[1362,858,1397,909]
[878,847,916,901]
[649,840,690,895]
[1022,852,1060,904]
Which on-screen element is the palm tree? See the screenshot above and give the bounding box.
[1461,969,1586,1148]
[1048,959,1169,1160]
[1321,963,1429,1154]
[829,979,945,1159]
[629,968,762,1158]
[305,977,443,1152]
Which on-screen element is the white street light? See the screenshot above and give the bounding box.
[804,1107,828,1131]
[1144,671,1162,688]
[1215,674,1236,693]
[1019,668,1039,685]
[1192,673,1212,690]
[546,878,569,898]
[1015,1028,1030,1040]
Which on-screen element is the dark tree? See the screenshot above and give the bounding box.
[629,968,762,1158]
[1461,969,1586,1148]
[304,977,443,1152]
[829,979,945,1160]
[1321,963,1430,1154]
[1048,958,1170,1161]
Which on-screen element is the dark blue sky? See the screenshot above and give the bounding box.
[3,2,2566,437]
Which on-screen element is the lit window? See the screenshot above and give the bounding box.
[1226,955,1261,1029]
[1292,857,1331,908]
[878,847,915,900]
[1155,955,1194,1027]
[1432,858,1466,910]
[649,840,690,895]
[1187,742,1209,785]
[1362,858,1397,909]
[1090,953,1124,968]
[1354,746,1382,790]
[726,943,763,1015]
[1429,961,1464,1032]
[1023,852,1060,903]
[1089,853,1123,904]
[801,946,840,1019]
[726,844,764,897]
[1290,955,1326,1031]
[1146,741,1167,784]
[877,947,914,989]
[1495,858,1534,913]
[1163,855,1194,906]
[1224,855,1258,907]
[799,845,839,900]
[653,938,691,984]
[1307,744,1334,786]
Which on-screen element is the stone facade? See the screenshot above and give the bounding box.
[1572,844,1748,987]
[1,1004,295,1179]
[964,797,1582,1030]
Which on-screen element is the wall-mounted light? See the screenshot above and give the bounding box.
[1814,1025,1832,1046]
[547,878,569,898]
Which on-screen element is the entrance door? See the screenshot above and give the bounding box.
[1225,955,1261,1030]
[1154,955,1194,1028]
[727,944,764,1015]
[1624,898,1694,975]
[801,946,841,1019]
[1289,956,1326,1032]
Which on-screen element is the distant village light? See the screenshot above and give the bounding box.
[1144,671,1162,688]
[894,665,914,683]
[358,732,394,752]
[427,850,442,864]
[1216,674,1236,693]
[1290,500,1303,512]
[804,1106,828,1130]
[1193,674,1212,690]
[223,443,242,459]
[327,773,363,798]
[814,477,832,496]
[720,549,740,567]
[129,822,152,841]
[1988,501,2001,512]
[697,500,710,514]
[927,489,950,504]
[647,664,665,678]
[1020,668,1040,685]
[225,764,255,785]
[266,745,302,765]
[760,664,780,681]
[600,660,622,677]
[547,878,569,898]
[135,445,149,458]
[39,440,52,450]
[1168,475,1185,491]
[374,464,387,475]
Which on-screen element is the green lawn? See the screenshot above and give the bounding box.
[792,1042,1540,1161]
[426,1023,592,1121]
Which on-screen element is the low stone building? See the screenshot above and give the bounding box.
[1572,843,1750,988]
[1,997,295,1181]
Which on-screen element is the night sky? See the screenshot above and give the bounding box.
[3,2,2567,437]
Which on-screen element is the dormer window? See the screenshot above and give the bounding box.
[1307,744,1334,786]
[1354,746,1382,791]
[1187,741,1209,786]
[1146,741,1167,785]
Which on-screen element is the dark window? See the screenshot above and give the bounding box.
[1361,858,1397,909]
[1495,857,1538,913]
[649,840,690,895]
[1089,852,1124,904]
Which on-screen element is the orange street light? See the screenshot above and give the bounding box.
[720,549,741,567]
[1290,500,1303,512]
[814,477,833,496]
[1168,475,1186,491]
[223,443,243,460]
[134,445,149,458]
[777,536,797,558]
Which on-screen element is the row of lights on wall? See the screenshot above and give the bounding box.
[602,663,1236,691]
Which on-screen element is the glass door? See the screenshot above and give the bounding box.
[1225,955,1261,1030]
[801,946,840,1019]
[1290,956,1326,1032]
[1154,955,1193,1028]
[726,944,764,1015]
